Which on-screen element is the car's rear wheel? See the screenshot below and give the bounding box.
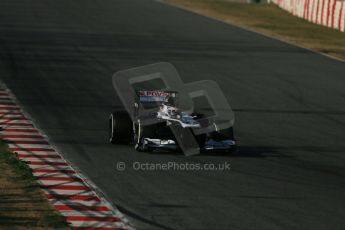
[109,111,133,144]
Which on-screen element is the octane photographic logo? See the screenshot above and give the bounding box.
[112,62,234,156]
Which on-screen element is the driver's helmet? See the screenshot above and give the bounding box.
[165,95,176,107]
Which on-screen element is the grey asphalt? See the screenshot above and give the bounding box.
[1,0,345,229]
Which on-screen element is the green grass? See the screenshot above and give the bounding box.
[0,140,70,229]
[166,0,345,59]
[0,142,36,183]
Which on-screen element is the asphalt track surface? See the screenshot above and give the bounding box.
[1,0,345,229]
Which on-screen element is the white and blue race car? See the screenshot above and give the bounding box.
[109,90,236,154]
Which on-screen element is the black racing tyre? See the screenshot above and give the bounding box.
[209,126,235,141]
[212,126,237,153]
[109,111,133,144]
[217,126,235,140]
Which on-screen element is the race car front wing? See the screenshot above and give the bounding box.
[138,137,236,153]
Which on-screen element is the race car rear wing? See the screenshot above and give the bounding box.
[136,90,178,108]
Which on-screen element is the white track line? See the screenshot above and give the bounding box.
[8,143,52,148]
[13,150,59,155]
[44,190,97,197]
[20,158,66,164]
[37,180,87,186]
[66,221,126,228]
[59,210,117,217]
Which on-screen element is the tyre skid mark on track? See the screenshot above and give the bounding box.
[0,88,133,230]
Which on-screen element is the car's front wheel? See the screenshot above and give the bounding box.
[109,111,133,144]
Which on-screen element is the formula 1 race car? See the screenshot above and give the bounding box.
[109,90,236,154]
